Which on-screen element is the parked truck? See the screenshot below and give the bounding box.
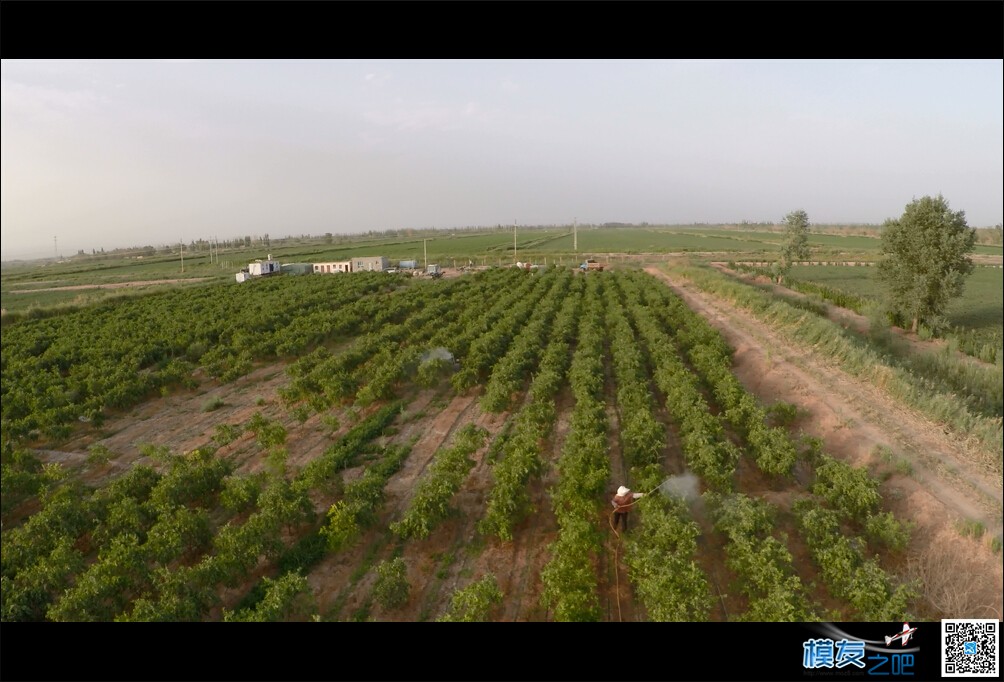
[579,259,605,272]
[426,264,443,279]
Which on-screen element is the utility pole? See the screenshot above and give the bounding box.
[573,217,577,254]
[180,240,184,273]
[514,220,517,264]
[53,235,58,260]
[424,239,428,270]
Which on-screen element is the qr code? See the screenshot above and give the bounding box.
[943,619,999,677]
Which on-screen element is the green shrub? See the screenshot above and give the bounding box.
[372,557,410,610]
[436,574,503,622]
[202,396,226,412]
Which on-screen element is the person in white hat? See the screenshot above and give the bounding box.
[611,485,645,531]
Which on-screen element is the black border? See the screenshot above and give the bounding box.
[0,2,998,682]
[1,621,946,682]
[0,1,1002,58]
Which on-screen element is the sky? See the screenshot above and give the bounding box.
[2,59,1002,260]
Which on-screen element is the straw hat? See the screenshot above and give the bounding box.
[617,486,630,496]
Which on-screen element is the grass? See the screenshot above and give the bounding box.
[955,518,986,539]
[789,264,1003,337]
[202,396,226,412]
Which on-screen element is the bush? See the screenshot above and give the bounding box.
[372,557,410,610]
[202,396,226,412]
[436,574,503,622]
[766,402,799,428]
[86,444,114,465]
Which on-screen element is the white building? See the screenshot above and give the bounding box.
[313,261,353,274]
[352,256,389,272]
[248,255,281,276]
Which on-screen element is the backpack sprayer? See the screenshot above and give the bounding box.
[607,472,701,536]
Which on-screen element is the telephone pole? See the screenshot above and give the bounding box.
[180,240,184,273]
[513,220,517,264]
[573,217,577,254]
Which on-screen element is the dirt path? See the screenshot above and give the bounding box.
[6,277,211,293]
[645,266,1003,618]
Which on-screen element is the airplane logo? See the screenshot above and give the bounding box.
[885,622,917,647]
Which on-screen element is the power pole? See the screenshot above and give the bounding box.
[53,235,58,260]
[424,239,428,270]
[180,240,184,273]
[513,220,517,264]
[573,217,577,254]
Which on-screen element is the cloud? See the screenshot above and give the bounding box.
[364,104,460,132]
[0,79,106,123]
[364,99,502,133]
[364,71,391,85]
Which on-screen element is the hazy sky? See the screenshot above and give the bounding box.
[2,59,1002,260]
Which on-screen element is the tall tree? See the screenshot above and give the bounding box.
[877,195,975,334]
[774,209,811,284]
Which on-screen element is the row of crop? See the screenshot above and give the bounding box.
[810,454,910,552]
[637,271,917,613]
[351,271,520,406]
[2,447,233,622]
[597,273,714,621]
[540,274,610,621]
[478,276,584,541]
[321,443,414,551]
[794,498,915,620]
[430,269,543,358]
[631,270,915,619]
[617,277,738,491]
[623,275,828,619]
[668,264,1002,472]
[1,272,398,442]
[625,271,800,477]
[226,439,416,621]
[451,270,562,393]
[708,493,817,621]
[390,425,489,540]
[602,277,665,481]
[480,270,573,412]
[117,404,401,621]
[280,277,476,411]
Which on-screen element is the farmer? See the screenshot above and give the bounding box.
[611,485,645,531]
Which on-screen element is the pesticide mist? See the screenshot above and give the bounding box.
[658,471,701,503]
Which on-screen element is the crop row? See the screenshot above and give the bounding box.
[540,275,608,621]
[478,275,584,541]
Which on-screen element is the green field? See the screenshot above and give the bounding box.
[4,226,999,315]
[789,264,1004,334]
